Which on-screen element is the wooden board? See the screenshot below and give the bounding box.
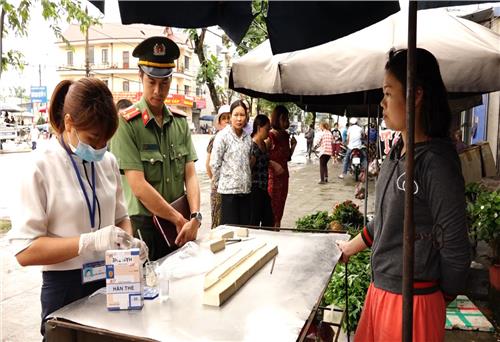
[201,238,226,253]
[210,230,234,240]
[203,243,278,306]
[234,227,249,238]
[204,241,266,290]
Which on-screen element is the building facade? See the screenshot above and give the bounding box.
[461,7,500,172]
[56,23,206,119]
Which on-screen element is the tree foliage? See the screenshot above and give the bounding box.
[9,85,28,101]
[187,28,223,111]
[196,54,222,89]
[1,0,100,72]
[235,1,304,120]
[236,0,268,57]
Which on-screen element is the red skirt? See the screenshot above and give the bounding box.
[267,174,289,226]
[355,283,445,342]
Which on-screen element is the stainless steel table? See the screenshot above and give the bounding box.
[47,229,348,342]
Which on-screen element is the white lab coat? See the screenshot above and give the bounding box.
[8,137,129,271]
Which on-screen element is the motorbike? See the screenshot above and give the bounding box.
[335,143,347,163]
[350,145,366,182]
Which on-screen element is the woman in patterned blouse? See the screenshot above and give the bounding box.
[249,115,281,227]
[316,121,334,184]
[210,100,252,225]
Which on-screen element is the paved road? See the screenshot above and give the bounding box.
[0,133,375,341]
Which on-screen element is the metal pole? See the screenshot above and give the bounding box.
[376,107,382,163]
[38,64,42,86]
[363,106,370,226]
[403,2,418,342]
[345,261,349,342]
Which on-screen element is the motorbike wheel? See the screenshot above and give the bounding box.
[354,167,360,182]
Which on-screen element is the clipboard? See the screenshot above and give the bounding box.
[152,194,190,251]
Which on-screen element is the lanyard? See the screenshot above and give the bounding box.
[60,138,97,229]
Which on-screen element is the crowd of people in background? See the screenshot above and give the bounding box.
[208,103,296,228]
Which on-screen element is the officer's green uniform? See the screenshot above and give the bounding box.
[111,98,197,260]
[110,36,197,261]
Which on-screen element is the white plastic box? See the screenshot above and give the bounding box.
[105,248,143,311]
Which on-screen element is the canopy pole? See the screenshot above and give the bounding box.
[403,2,418,342]
[363,105,370,226]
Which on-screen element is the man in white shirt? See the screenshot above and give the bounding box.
[339,117,365,179]
[30,125,40,150]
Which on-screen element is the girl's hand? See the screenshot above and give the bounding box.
[336,240,353,263]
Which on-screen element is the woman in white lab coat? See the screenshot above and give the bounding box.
[7,78,148,338]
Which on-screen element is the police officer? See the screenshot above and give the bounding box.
[110,36,202,261]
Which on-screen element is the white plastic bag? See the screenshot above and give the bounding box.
[159,241,215,279]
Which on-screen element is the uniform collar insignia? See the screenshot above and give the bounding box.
[142,109,151,126]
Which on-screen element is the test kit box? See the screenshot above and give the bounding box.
[105,248,143,311]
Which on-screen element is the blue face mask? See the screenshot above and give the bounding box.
[68,130,107,162]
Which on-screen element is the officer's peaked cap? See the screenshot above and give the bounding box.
[133,36,180,78]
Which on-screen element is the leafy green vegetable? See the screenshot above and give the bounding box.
[295,211,334,231]
[295,203,370,331]
[331,200,364,233]
[323,250,371,332]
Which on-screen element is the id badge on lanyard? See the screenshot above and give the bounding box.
[82,260,106,284]
[61,138,105,283]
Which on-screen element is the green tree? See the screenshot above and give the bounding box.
[185,0,269,113]
[187,28,222,112]
[36,116,45,125]
[256,98,302,122]
[1,0,100,74]
[236,0,268,57]
[236,1,304,120]
[9,85,28,102]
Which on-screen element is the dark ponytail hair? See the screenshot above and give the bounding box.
[49,77,118,141]
[270,105,289,130]
[251,114,270,137]
[385,48,451,138]
[49,80,73,134]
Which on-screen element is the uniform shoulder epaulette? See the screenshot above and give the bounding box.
[168,106,187,118]
[120,105,141,121]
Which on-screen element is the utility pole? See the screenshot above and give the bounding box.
[85,7,90,77]
[38,64,42,86]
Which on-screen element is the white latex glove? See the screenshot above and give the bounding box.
[131,238,149,263]
[78,225,132,255]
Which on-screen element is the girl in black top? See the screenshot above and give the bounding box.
[249,115,274,226]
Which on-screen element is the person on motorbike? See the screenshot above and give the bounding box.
[331,122,343,163]
[339,117,366,179]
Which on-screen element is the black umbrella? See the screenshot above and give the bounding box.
[120,1,253,45]
[89,1,490,55]
[90,1,253,45]
[266,1,399,54]
[90,1,400,51]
